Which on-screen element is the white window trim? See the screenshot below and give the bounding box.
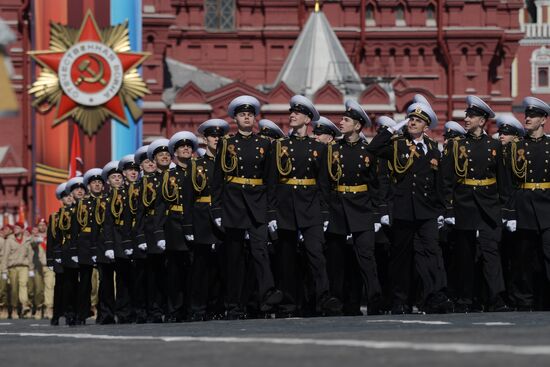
[531,46,550,94]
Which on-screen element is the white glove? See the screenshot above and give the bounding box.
[506,220,517,233]
[185,235,194,241]
[157,240,166,251]
[380,215,390,226]
[502,218,507,224]
[437,215,445,230]
[91,256,97,263]
[374,223,382,233]
[124,249,133,256]
[138,243,147,251]
[214,217,222,228]
[55,258,62,264]
[29,271,35,278]
[244,231,250,240]
[71,256,78,263]
[211,244,216,251]
[444,217,455,226]
[1,273,7,280]
[105,250,115,260]
[268,220,278,233]
[48,266,54,271]
[476,230,480,238]
[391,119,408,133]
[323,221,329,232]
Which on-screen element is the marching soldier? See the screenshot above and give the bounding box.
[504,97,550,311]
[135,139,171,322]
[211,95,282,319]
[269,95,341,317]
[103,160,135,323]
[442,95,509,312]
[312,116,342,144]
[46,182,72,325]
[259,119,285,141]
[61,176,85,325]
[367,102,451,314]
[156,131,197,322]
[443,121,467,143]
[324,100,383,315]
[70,169,105,325]
[118,154,145,322]
[190,119,229,321]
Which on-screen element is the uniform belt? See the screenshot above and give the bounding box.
[147,209,155,215]
[195,196,212,203]
[335,184,368,193]
[81,227,91,233]
[280,178,317,186]
[226,176,264,185]
[520,182,550,190]
[170,205,183,212]
[460,178,496,186]
[115,220,124,226]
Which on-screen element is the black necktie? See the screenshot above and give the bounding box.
[416,143,424,156]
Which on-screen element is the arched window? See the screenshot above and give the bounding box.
[395,4,406,26]
[531,46,550,93]
[205,0,235,31]
[426,4,436,26]
[366,4,375,26]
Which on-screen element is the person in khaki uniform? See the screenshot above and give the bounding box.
[1,222,34,319]
[29,219,55,319]
[0,225,11,319]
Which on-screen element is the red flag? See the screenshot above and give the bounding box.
[69,127,83,178]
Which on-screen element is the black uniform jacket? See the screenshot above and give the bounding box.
[104,187,134,259]
[135,171,165,254]
[70,194,103,266]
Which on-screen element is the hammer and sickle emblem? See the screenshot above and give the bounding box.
[75,54,107,86]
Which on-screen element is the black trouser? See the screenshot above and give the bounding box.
[391,218,446,306]
[454,221,505,306]
[115,258,134,321]
[225,225,274,313]
[62,267,78,320]
[132,258,147,320]
[326,231,381,305]
[76,264,93,322]
[97,263,115,323]
[190,244,220,316]
[146,253,165,319]
[509,229,550,308]
[52,271,64,320]
[277,226,331,312]
[165,250,191,320]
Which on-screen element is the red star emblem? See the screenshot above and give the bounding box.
[29,10,150,135]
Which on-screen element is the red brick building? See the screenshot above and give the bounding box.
[0,0,538,222]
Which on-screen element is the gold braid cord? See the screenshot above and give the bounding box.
[110,188,124,220]
[276,139,292,176]
[220,138,238,173]
[141,176,156,207]
[128,182,138,214]
[162,170,179,203]
[76,200,88,228]
[327,143,342,181]
[510,141,527,180]
[95,197,106,225]
[191,159,207,193]
[392,140,414,174]
[452,139,468,179]
[50,213,57,239]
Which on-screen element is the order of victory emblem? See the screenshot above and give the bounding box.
[28,10,150,136]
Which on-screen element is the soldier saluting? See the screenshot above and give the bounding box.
[211,95,282,319]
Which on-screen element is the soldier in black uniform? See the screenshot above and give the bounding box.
[312,116,341,145]
[189,119,230,321]
[442,95,509,312]
[156,131,196,322]
[269,95,341,317]
[46,182,73,325]
[259,119,285,141]
[60,176,85,325]
[103,160,135,323]
[135,139,171,322]
[367,102,451,314]
[70,169,105,325]
[211,95,282,319]
[325,101,383,315]
[119,153,146,323]
[504,97,550,310]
